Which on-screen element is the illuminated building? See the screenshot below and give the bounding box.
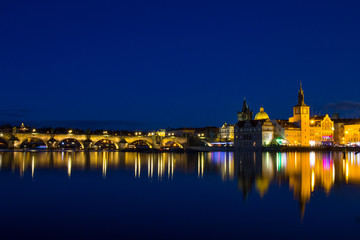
[167,127,218,138]
[309,114,334,146]
[276,120,300,145]
[19,123,28,131]
[219,123,234,140]
[330,119,360,146]
[232,84,360,147]
[275,84,349,146]
[234,107,277,148]
[288,83,310,146]
[156,129,166,137]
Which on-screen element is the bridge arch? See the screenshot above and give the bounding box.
[127,140,153,149]
[202,140,213,147]
[92,139,119,150]
[20,138,48,149]
[57,138,84,149]
[163,141,184,149]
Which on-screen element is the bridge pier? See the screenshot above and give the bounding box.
[46,134,57,150]
[8,135,20,149]
[118,139,128,150]
[82,139,93,150]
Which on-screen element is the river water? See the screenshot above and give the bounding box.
[0,151,359,239]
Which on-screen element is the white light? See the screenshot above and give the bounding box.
[310,152,315,167]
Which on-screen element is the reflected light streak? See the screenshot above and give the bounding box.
[346,161,349,183]
[138,154,141,178]
[198,153,200,178]
[134,153,141,178]
[151,154,153,179]
[310,152,315,168]
[31,155,35,179]
[168,154,170,179]
[148,155,150,178]
[20,156,24,178]
[201,153,204,178]
[135,153,138,178]
[171,153,174,180]
[311,170,315,192]
[102,152,107,179]
[160,154,163,179]
[158,155,160,179]
[67,154,72,178]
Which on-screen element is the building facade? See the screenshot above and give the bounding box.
[333,119,360,146]
[219,123,234,141]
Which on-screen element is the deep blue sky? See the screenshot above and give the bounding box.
[1,0,360,130]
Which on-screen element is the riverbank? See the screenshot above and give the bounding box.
[187,146,360,152]
[1,146,360,153]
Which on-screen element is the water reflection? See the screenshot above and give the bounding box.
[1,151,360,217]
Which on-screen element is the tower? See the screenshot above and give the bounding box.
[237,98,253,121]
[289,83,310,146]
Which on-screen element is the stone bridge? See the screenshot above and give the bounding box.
[0,131,188,150]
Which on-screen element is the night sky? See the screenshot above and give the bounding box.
[1,0,360,130]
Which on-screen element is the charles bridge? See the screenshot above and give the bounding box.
[0,129,188,150]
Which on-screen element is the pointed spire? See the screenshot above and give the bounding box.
[296,82,307,106]
[299,81,304,96]
[242,98,249,112]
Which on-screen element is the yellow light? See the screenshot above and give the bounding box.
[68,130,72,134]
[32,129,36,132]
[311,170,315,192]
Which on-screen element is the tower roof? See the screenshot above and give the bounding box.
[296,82,307,107]
[241,97,252,113]
[241,98,249,112]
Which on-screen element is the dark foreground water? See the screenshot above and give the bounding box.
[0,151,359,239]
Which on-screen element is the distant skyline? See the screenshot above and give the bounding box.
[1,0,360,130]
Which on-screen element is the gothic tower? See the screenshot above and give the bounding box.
[289,83,310,146]
[237,98,253,121]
